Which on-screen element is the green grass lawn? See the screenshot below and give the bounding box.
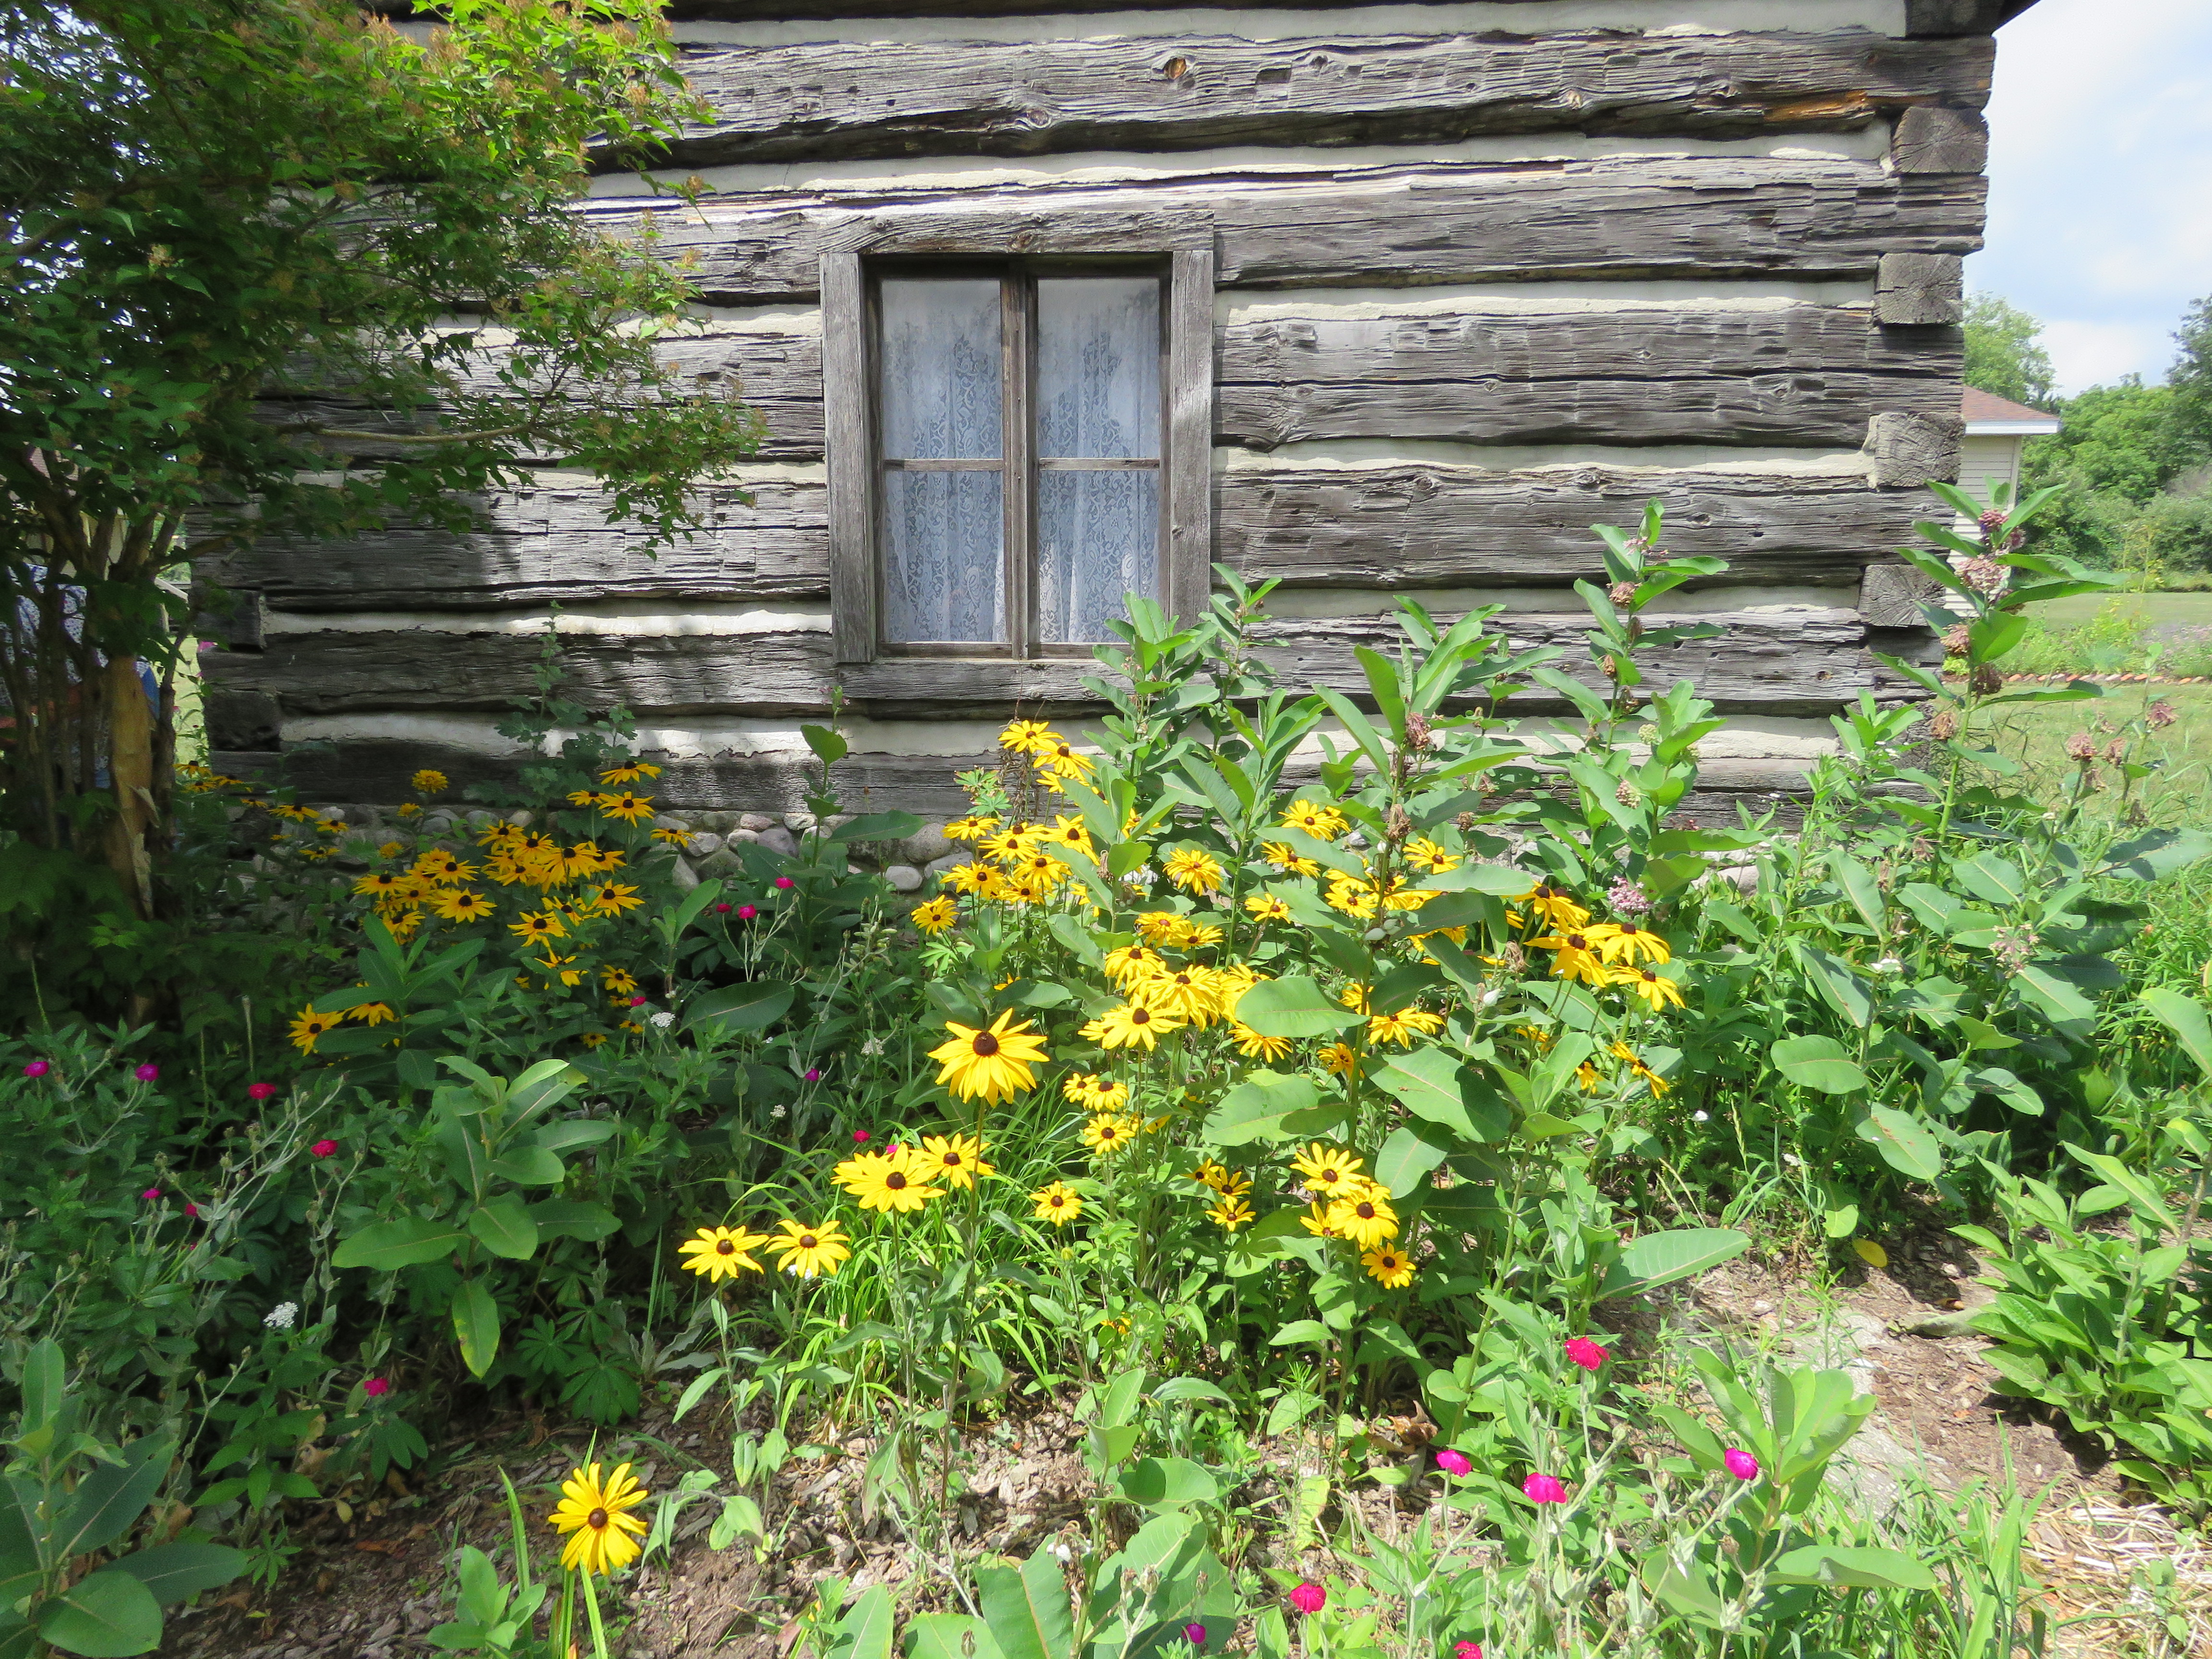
[2026,589,2212,631]
[1973,680,2212,826]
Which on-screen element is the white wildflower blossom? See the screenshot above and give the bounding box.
[1693,1110,1710,1123]
[264,1301,299,1331]
[649,1010,676,1029]
[860,1036,885,1056]
[1871,957,1905,976]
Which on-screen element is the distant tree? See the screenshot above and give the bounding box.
[1963,292,2056,408]
[2172,295,2212,454]
[1,1,763,917]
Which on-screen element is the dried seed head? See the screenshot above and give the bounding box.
[1385,805,1412,844]
[1608,580,1638,607]
[1961,557,2007,597]
[1928,709,1960,740]
[1942,624,1972,658]
[1969,663,2003,696]
[2148,698,2178,730]
[1404,710,1432,751]
[2065,731,2097,761]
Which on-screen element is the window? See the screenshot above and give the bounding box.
[822,232,1212,668]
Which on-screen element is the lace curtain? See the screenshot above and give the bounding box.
[876,273,1161,646]
[1037,277,1160,644]
[879,278,1003,644]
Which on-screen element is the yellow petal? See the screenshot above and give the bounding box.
[1851,1238,1889,1269]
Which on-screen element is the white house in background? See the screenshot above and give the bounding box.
[1960,387,2064,521]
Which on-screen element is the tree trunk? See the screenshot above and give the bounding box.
[100,654,157,919]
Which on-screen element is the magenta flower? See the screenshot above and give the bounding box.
[248,1082,277,1102]
[133,1063,158,1082]
[183,1202,199,1218]
[629,995,647,1007]
[1564,1337,1610,1372]
[1183,1626,1205,1647]
[1288,1583,1325,1615]
[141,1187,161,1202]
[1522,1473,1568,1504]
[1724,1448,1760,1482]
[363,1377,391,1397]
[311,1139,338,1158]
[773,876,795,890]
[1434,1448,1472,1477]
[1454,1645,1484,1659]
[853,1130,871,1143]
[805,1068,822,1082]
[736,904,758,920]
[715,902,733,913]
[21,1060,49,1079]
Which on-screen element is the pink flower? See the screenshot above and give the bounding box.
[1724,1448,1760,1482]
[736,904,757,920]
[1564,1337,1610,1372]
[629,995,647,1007]
[1183,1626,1206,1647]
[853,1130,871,1143]
[715,902,733,913]
[1434,1448,1471,1477]
[363,1377,391,1397]
[1454,1645,1484,1659]
[248,1082,277,1101]
[1288,1583,1326,1615]
[141,1187,161,1202]
[1522,1473,1568,1504]
[133,1063,158,1082]
[773,876,795,890]
[311,1140,338,1158]
[183,1202,199,1218]
[21,1060,49,1079]
[805,1068,822,1082]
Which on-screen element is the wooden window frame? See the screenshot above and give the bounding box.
[824,217,1214,667]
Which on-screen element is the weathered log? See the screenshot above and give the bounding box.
[1890,105,1990,173]
[1864,409,1964,487]
[601,158,1988,303]
[1875,251,1964,326]
[194,480,832,612]
[1859,559,1950,628]
[667,32,1992,166]
[1904,0,2039,36]
[1216,305,1958,450]
[202,604,1894,721]
[215,737,1822,825]
[1219,465,1938,587]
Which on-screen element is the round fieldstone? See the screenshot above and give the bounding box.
[885,864,924,892]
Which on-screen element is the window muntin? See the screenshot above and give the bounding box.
[872,262,1165,655]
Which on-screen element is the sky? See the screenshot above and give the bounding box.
[1971,0,2212,396]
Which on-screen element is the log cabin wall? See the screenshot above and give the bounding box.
[203,0,2017,827]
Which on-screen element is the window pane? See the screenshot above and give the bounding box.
[883,470,1005,643]
[879,278,1002,458]
[1038,469,1158,644]
[1037,277,1160,458]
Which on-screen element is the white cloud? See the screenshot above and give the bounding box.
[1969,0,2212,392]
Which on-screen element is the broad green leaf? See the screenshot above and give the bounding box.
[1097,1370,1147,1430]
[1794,944,1873,1029]
[908,1614,1006,1659]
[2142,987,2212,1080]
[1204,1071,1322,1147]
[528,1200,620,1241]
[1375,1048,1512,1143]
[1826,852,1886,933]
[1151,1377,1233,1407]
[467,1200,540,1261]
[688,981,795,1033]
[333,1219,467,1273]
[60,1438,170,1558]
[828,811,923,843]
[2102,827,2212,882]
[1270,1320,1331,1346]
[2014,962,2096,1024]
[20,1340,63,1434]
[36,1570,162,1658]
[800,724,849,766]
[1598,1229,1750,1298]
[1231,977,1360,1040]
[1769,1035,1868,1096]
[452,1280,501,1378]
[1769,1545,1936,1592]
[977,1549,1075,1659]
[1117,1457,1217,1510]
[1856,1106,1944,1182]
[1374,1124,1449,1198]
[486,1145,565,1187]
[107,1541,246,1607]
[832,1585,896,1659]
[1952,854,2029,909]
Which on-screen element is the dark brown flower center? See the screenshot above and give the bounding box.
[972,1032,1000,1056]
[799,1234,817,1249]
[588,1508,608,1529]
[1319,1169,1339,1183]
[942,1152,962,1166]
[716,1239,735,1255]
[1131,1008,1152,1024]
[1620,923,1640,936]
[1356,1202,1376,1219]
[886,1172,907,1190]
[1565,934,1587,950]
[1049,1196,1065,1208]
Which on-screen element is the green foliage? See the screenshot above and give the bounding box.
[1963,292,2056,409]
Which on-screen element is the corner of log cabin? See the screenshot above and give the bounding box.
[211,0,2031,818]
